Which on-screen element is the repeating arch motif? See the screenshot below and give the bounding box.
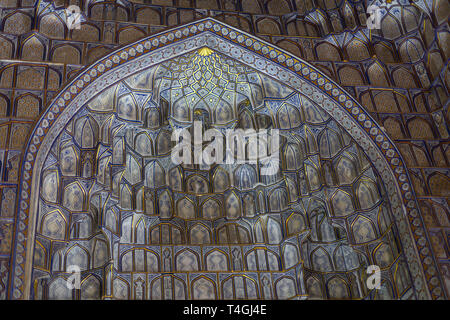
[7,18,435,300]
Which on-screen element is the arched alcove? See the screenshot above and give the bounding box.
[8,18,431,300]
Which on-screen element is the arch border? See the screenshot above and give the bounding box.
[8,18,442,299]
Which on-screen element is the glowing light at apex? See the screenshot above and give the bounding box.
[198,47,213,56]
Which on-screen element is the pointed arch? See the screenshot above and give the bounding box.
[104,207,119,234]
[351,215,377,244]
[191,276,217,300]
[40,209,67,240]
[123,153,142,185]
[21,35,45,61]
[245,247,281,271]
[41,169,60,203]
[319,128,342,158]
[201,197,222,220]
[311,246,333,272]
[306,276,323,299]
[134,217,146,244]
[134,132,154,156]
[205,249,229,272]
[65,244,90,271]
[334,153,358,185]
[63,181,86,212]
[39,12,66,39]
[268,188,288,212]
[212,167,230,192]
[80,274,101,300]
[145,161,165,188]
[168,166,183,191]
[274,276,297,299]
[234,164,257,190]
[286,212,306,237]
[327,276,350,299]
[175,248,200,271]
[189,223,211,245]
[356,178,381,209]
[217,223,251,244]
[186,174,209,194]
[157,189,173,219]
[48,276,72,300]
[277,103,302,129]
[92,238,109,268]
[176,197,196,220]
[284,143,303,170]
[156,130,172,155]
[117,93,138,121]
[60,143,79,176]
[266,217,283,244]
[11,18,433,300]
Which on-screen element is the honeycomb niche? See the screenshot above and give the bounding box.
[6,18,435,300]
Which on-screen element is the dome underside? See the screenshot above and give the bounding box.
[32,47,413,300]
